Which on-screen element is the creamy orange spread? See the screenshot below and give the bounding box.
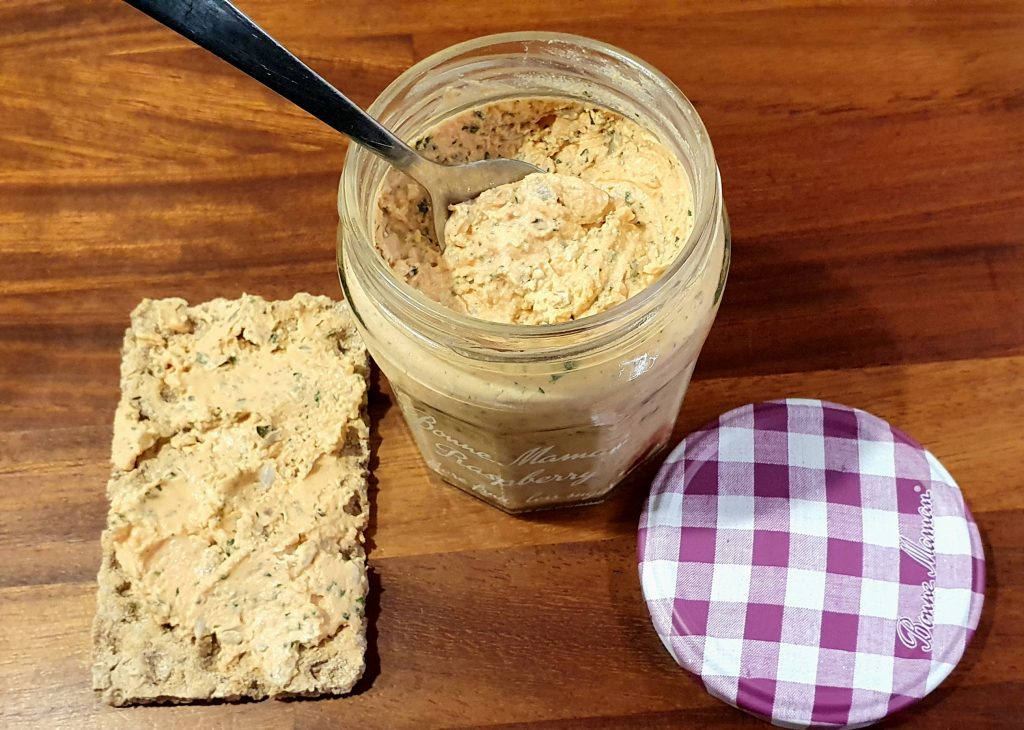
[374,99,694,325]
[106,295,368,685]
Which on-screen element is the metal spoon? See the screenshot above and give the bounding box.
[124,0,540,250]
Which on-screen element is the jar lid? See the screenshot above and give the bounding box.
[638,399,985,728]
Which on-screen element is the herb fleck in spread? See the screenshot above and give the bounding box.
[374,99,694,324]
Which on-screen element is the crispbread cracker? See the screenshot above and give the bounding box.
[92,293,370,706]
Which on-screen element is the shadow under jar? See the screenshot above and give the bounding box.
[338,32,730,513]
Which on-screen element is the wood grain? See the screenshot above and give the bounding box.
[1,1,1022,728]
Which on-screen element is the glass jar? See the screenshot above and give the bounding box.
[337,32,730,513]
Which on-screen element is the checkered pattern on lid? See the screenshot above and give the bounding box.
[639,399,984,729]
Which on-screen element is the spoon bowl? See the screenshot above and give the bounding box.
[411,157,542,248]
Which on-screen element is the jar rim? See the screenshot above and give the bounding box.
[340,31,721,358]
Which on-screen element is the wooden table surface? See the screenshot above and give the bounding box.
[2,1,1023,728]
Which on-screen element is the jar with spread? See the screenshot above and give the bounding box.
[338,32,730,512]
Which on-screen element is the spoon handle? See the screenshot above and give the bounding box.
[125,0,419,168]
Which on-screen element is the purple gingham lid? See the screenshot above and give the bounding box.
[638,399,985,729]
